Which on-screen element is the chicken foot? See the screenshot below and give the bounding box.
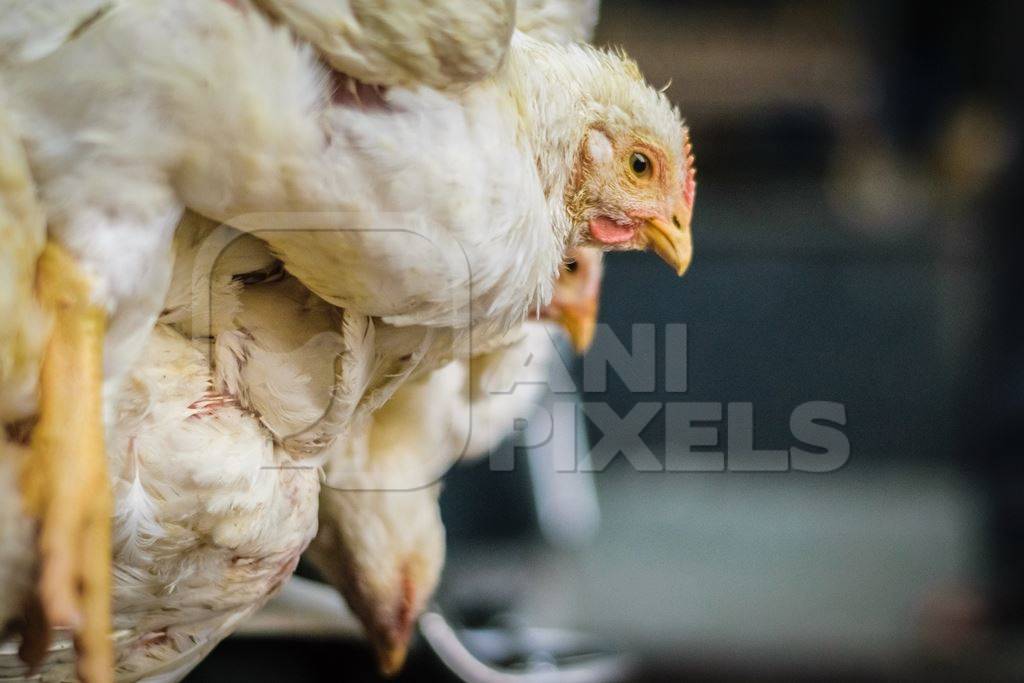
[21,243,113,683]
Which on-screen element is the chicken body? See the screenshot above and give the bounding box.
[0,0,683,678]
[108,326,319,681]
[1,324,320,683]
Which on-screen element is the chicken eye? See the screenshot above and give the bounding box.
[630,152,651,177]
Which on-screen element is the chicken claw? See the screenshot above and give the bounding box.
[21,243,113,683]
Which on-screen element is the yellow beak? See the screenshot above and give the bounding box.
[554,300,598,354]
[543,247,603,354]
[642,216,692,276]
[377,642,409,678]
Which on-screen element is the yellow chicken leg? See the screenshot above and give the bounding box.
[21,243,113,683]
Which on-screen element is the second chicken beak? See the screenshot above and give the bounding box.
[553,300,598,354]
[377,641,409,678]
[542,247,603,354]
[642,216,692,276]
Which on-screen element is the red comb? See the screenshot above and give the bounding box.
[683,131,696,210]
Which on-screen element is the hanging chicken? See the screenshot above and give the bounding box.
[0,0,694,679]
[308,310,589,675]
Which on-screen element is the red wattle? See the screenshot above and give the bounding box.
[588,216,635,245]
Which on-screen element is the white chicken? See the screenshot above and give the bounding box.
[1,0,692,678]
[105,326,321,682]
[307,319,570,674]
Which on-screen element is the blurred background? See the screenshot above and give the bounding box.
[191,1,1024,680]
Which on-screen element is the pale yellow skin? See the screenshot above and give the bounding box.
[22,245,112,683]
